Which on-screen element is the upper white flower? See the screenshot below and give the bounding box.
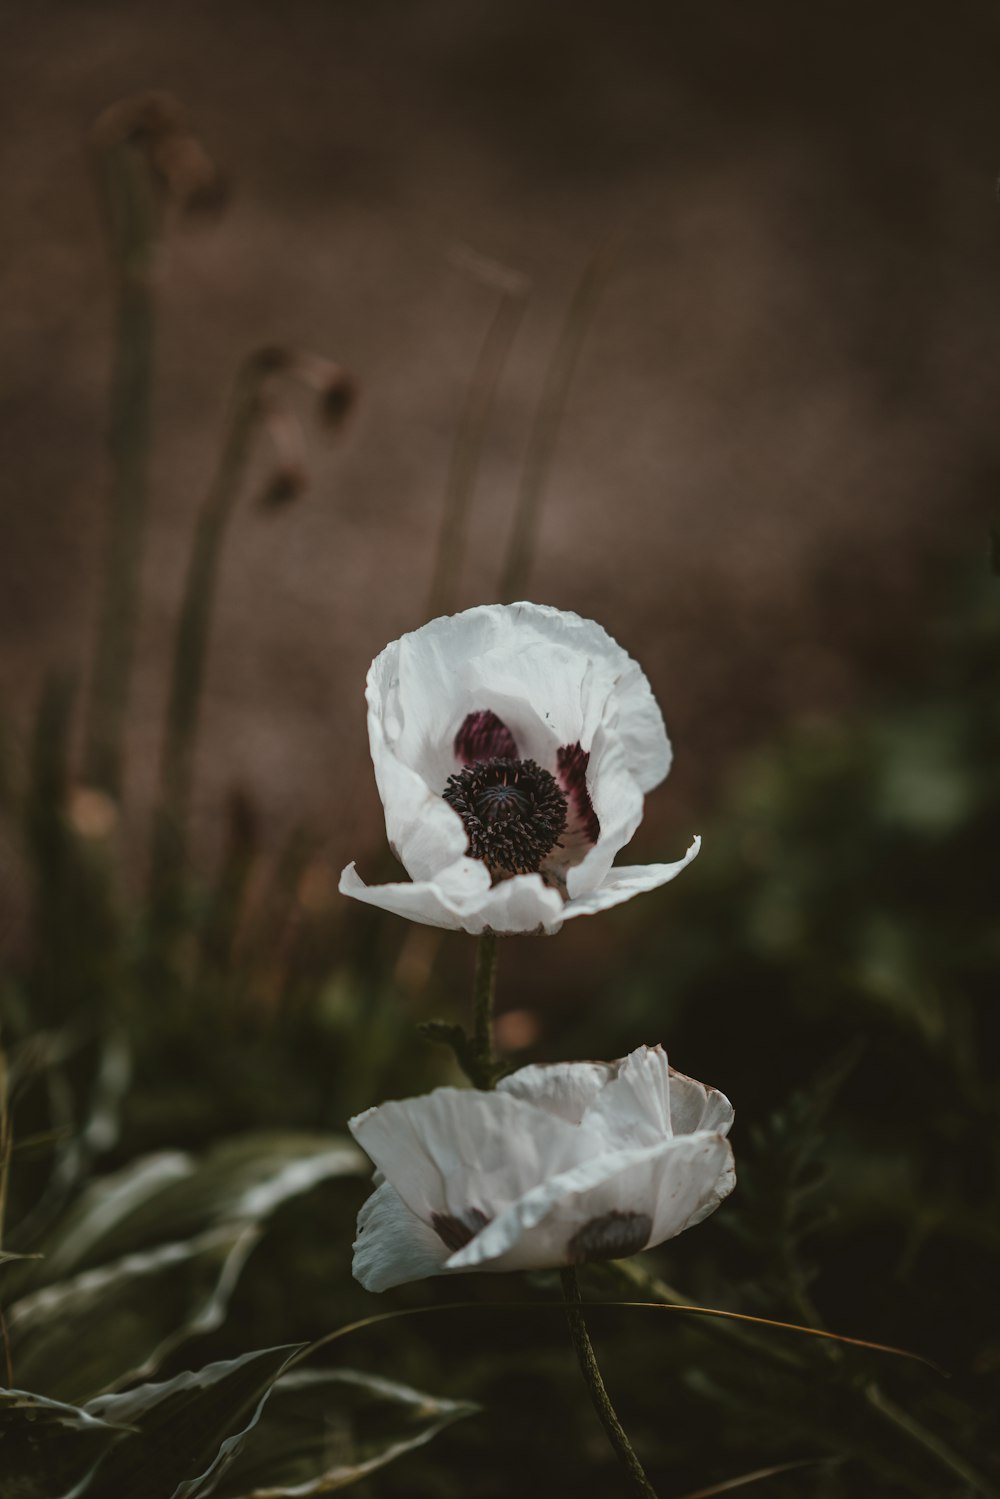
[339,602,700,934]
[349,1045,735,1293]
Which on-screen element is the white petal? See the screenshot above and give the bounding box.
[367,708,468,883]
[667,1068,735,1138]
[561,838,702,921]
[444,1145,661,1271]
[496,1061,616,1123]
[582,1046,673,1148]
[446,1131,734,1273]
[349,1087,597,1227]
[564,723,646,896]
[352,1179,451,1293]
[644,1132,735,1243]
[339,860,567,935]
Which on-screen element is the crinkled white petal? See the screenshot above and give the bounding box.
[667,1068,735,1138]
[339,860,567,935]
[561,838,702,921]
[365,603,672,887]
[348,1087,602,1228]
[583,1046,673,1149]
[352,1178,451,1293]
[445,1131,734,1273]
[496,1061,615,1123]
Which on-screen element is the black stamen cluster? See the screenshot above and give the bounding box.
[443,756,567,875]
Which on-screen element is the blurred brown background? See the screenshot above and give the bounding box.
[2,0,999,875]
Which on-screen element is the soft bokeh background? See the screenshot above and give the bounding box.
[1,5,998,1497]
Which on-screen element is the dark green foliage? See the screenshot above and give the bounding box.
[0,1389,128,1499]
[85,1345,304,1499]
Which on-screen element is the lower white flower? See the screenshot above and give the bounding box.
[339,602,700,935]
[348,1045,735,1293]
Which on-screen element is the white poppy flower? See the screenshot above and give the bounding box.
[349,1045,735,1293]
[339,602,700,934]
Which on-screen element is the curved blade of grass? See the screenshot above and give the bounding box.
[296,1296,944,1376]
[35,1131,364,1285]
[85,1343,305,1499]
[6,1224,260,1405]
[212,1367,479,1498]
[670,1458,836,1499]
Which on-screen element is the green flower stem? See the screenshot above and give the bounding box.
[560,1267,659,1498]
[462,937,657,1494]
[416,929,500,1087]
[470,930,498,1087]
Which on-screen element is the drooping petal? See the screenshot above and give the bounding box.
[667,1068,735,1137]
[349,1086,599,1231]
[496,1061,616,1123]
[352,1179,451,1293]
[644,1132,735,1243]
[339,860,568,935]
[582,1046,673,1148]
[445,1130,733,1274]
[561,838,702,921]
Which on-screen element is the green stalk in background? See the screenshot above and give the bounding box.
[148,348,354,961]
[427,251,528,620]
[147,355,273,955]
[82,131,158,799]
[498,240,615,604]
[83,95,225,801]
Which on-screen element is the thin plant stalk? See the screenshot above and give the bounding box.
[469,929,499,1086]
[148,359,266,932]
[561,1266,659,1498]
[427,290,525,619]
[83,140,159,799]
[498,240,615,603]
[467,933,658,1494]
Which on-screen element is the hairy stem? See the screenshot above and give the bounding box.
[560,1267,659,1497]
[469,930,499,1088]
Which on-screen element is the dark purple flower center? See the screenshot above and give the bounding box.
[443,757,567,875]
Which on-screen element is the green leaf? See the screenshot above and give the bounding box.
[36,1132,365,1285]
[0,1387,127,1499]
[213,1367,481,1497]
[84,1344,304,1499]
[6,1224,260,1405]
